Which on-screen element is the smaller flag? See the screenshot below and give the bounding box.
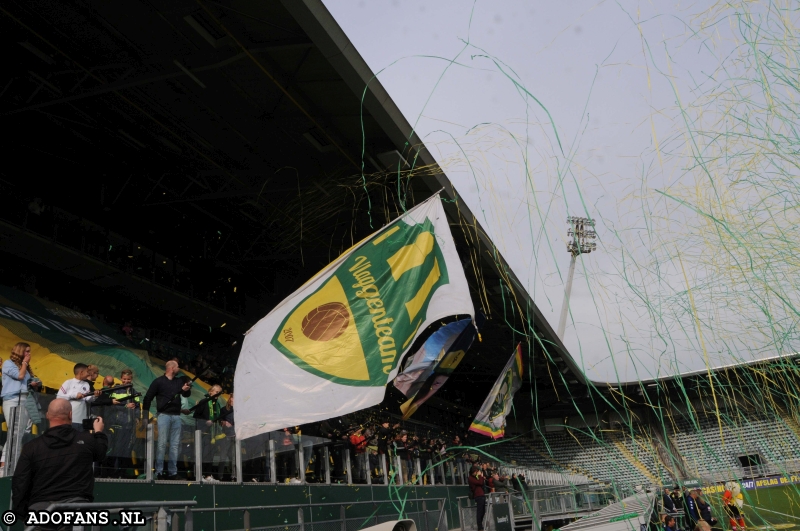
[395,319,470,397]
[469,343,523,439]
[398,314,484,419]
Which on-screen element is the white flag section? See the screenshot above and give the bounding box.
[234,194,474,439]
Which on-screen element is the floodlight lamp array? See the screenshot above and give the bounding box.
[567,240,597,255]
[566,215,598,256]
[566,216,595,227]
[567,229,597,239]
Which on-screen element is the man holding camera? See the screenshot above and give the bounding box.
[143,361,191,480]
[12,399,107,519]
[468,465,486,531]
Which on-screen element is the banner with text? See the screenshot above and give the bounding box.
[701,474,800,494]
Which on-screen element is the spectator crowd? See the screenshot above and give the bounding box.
[0,342,514,489]
[3,341,518,523]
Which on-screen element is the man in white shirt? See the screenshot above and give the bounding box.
[57,363,95,431]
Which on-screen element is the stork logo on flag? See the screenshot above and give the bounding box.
[489,368,515,421]
[271,218,450,386]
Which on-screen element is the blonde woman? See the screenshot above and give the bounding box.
[1,342,40,475]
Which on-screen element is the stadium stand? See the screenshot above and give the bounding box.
[483,408,800,490]
[489,430,656,486]
[667,406,800,481]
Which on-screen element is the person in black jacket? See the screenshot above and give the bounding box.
[697,493,720,529]
[192,384,222,482]
[376,421,399,458]
[663,487,677,513]
[320,418,349,481]
[671,487,684,511]
[143,360,191,479]
[12,398,107,519]
[394,432,410,483]
[215,394,235,481]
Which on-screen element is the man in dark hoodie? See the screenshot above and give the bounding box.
[143,360,191,479]
[12,398,107,518]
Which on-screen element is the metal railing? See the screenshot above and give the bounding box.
[7,391,670,491]
[23,500,198,531]
[456,482,638,531]
[186,498,446,531]
[3,393,485,487]
[457,492,516,531]
[22,498,445,531]
[526,483,631,520]
[497,465,590,487]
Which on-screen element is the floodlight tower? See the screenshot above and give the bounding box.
[556,216,598,340]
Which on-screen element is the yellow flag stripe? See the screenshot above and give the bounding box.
[404,258,441,322]
[386,232,435,281]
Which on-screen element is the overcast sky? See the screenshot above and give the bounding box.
[322,0,797,383]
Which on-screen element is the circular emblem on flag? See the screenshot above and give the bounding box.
[270,215,454,387]
[301,302,349,341]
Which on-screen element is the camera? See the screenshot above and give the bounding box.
[82,416,98,431]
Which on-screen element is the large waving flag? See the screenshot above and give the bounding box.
[234,194,474,439]
[469,343,523,439]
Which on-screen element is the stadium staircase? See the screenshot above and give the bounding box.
[780,412,800,444]
[609,433,660,486]
[649,424,689,481]
[626,426,679,485]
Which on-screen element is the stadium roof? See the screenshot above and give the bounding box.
[1,0,601,416]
